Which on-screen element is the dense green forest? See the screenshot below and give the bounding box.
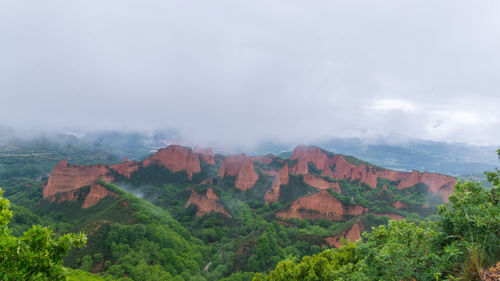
[0,139,498,280]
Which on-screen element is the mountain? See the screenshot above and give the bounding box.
[24,143,458,280]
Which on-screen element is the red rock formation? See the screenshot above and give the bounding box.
[262,163,289,204]
[321,166,334,178]
[146,145,201,179]
[330,156,379,187]
[259,162,289,184]
[285,147,453,200]
[200,178,213,185]
[185,188,231,218]
[109,157,139,178]
[276,190,367,221]
[251,154,275,165]
[325,222,364,248]
[235,158,259,191]
[43,160,114,199]
[392,201,408,209]
[219,154,246,177]
[264,175,281,204]
[55,190,79,203]
[194,147,216,165]
[82,183,118,209]
[329,154,455,202]
[398,171,455,202]
[289,146,330,175]
[278,162,289,185]
[218,154,259,190]
[303,174,341,193]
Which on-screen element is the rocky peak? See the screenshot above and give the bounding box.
[82,183,118,209]
[218,154,259,190]
[109,158,140,178]
[303,174,341,193]
[325,222,364,248]
[194,147,216,164]
[146,145,201,179]
[276,190,367,221]
[43,160,114,199]
[251,154,275,165]
[185,188,231,218]
[289,146,331,175]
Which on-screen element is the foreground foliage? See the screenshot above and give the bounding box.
[0,188,86,280]
[255,149,500,281]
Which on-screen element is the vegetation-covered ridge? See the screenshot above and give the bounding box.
[255,149,500,281]
[2,143,480,280]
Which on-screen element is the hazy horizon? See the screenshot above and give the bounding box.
[1,1,499,147]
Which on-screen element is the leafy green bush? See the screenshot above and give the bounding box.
[0,188,87,280]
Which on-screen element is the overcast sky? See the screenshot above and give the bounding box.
[1,1,499,147]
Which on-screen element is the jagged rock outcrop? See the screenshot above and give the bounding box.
[43,160,117,208]
[287,146,455,202]
[264,175,281,204]
[303,174,341,193]
[259,162,289,185]
[146,145,201,180]
[397,171,455,202]
[289,146,330,175]
[325,222,364,248]
[109,157,139,178]
[251,154,276,165]
[83,183,118,209]
[235,158,259,191]
[263,163,289,204]
[218,154,259,190]
[392,201,407,209]
[185,188,231,218]
[276,190,367,221]
[278,162,290,185]
[43,160,114,199]
[194,147,216,164]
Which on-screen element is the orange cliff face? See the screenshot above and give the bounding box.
[185,188,231,218]
[263,163,289,204]
[398,171,455,202]
[109,157,140,178]
[264,174,281,204]
[251,154,276,165]
[303,174,341,193]
[43,160,114,199]
[218,154,259,191]
[392,201,408,209]
[289,146,331,175]
[287,146,456,202]
[276,190,367,221]
[82,183,118,209]
[325,222,364,248]
[147,145,201,180]
[194,147,216,165]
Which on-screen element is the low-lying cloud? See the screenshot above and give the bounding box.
[0,0,499,146]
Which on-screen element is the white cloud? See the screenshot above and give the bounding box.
[0,0,499,146]
[371,99,416,112]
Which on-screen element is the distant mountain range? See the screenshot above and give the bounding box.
[67,131,500,177]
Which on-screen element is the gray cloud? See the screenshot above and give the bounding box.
[1,0,499,146]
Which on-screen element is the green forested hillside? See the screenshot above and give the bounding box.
[1,139,498,280]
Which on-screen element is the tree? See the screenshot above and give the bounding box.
[257,148,500,281]
[0,188,87,280]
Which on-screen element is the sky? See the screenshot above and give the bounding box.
[0,0,499,147]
